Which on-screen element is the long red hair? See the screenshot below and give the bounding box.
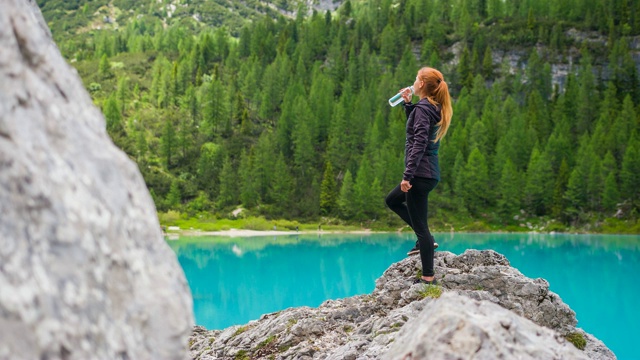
[417,67,452,143]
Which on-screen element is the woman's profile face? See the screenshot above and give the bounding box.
[413,72,424,95]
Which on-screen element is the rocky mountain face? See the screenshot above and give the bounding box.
[0,1,193,359]
[189,250,616,360]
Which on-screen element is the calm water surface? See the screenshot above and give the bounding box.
[167,233,640,359]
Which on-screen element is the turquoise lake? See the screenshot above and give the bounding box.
[167,232,640,359]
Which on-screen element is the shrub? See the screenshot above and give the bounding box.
[417,284,443,299]
[565,332,586,350]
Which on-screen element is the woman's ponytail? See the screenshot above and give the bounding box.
[433,80,452,143]
[418,67,453,143]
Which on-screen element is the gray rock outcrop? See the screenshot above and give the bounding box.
[189,250,615,360]
[0,1,193,359]
[384,292,586,360]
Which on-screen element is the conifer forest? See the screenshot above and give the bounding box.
[38,0,640,232]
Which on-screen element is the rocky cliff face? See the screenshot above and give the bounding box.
[0,1,193,359]
[189,250,615,360]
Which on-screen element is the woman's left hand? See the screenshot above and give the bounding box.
[400,180,412,192]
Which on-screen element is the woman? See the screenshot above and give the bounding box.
[385,67,452,285]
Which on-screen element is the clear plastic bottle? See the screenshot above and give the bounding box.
[388,85,415,107]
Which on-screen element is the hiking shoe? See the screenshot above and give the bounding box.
[407,241,420,256]
[413,277,438,285]
[406,241,439,256]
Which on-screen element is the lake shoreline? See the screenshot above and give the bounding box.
[165,227,615,238]
[168,228,380,238]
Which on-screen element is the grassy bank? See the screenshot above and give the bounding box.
[158,211,640,235]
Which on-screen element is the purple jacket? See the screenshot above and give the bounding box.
[403,99,441,181]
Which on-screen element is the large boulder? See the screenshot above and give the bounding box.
[0,1,193,359]
[189,250,615,360]
[384,292,587,360]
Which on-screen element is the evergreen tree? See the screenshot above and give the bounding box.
[354,158,381,219]
[160,118,176,168]
[586,154,603,211]
[482,46,494,79]
[551,158,570,219]
[564,165,588,223]
[269,153,293,215]
[457,46,473,90]
[338,170,356,219]
[291,96,316,180]
[576,51,598,134]
[166,179,182,209]
[98,54,112,79]
[202,77,230,139]
[620,134,640,209]
[524,148,553,215]
[602,172,621,212]
[217,156,238,209]
[103,94,122,134]
[197,142,224,197]
[497,159,521,219]
[459,147,490,214]
[116,77,129,114]
[320,161,338,215]
[239,150,260,208]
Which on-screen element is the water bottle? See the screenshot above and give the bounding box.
[388,85,414,107]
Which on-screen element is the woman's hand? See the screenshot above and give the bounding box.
[400,180,412,192]
[400,87,412,103]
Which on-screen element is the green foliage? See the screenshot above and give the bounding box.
[320,161,338,216]
[41,0,640,231]
[166,180,182,209]
[232,326,248,337]
[417,284,443,299]
[338,170,355,219]
[565,332,587,350]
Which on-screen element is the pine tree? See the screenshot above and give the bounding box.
[452,151,466,196]
[291,96,316,180]
[166,179,182,209]
[482,46,494,79]
[135,129,147,162]
[524,148,553,215]
[116,77,129,114]
[269,153,293,216]
[497,159,521,219]
[551,158,570,219]
[197,142,224,197]
[326,95,350,172]
[460,147,490,214]
[338,170,355,219]
[354,158,382,219]
[202,77,230,140]
[602,172,621,213]
[611,95,636,162]
[217,156,238,209]
[161,118,176,168]
[239,150,259,208]
[380,24,399,66]
[620,135,640,209]
[586,154,603,211]
[102,94,122,134]
[457,46,473,90]
[99,54,112,79]
[576,51,598,134]
[252,132,277,200]
[320,161,338,215]
[564,166,587,222]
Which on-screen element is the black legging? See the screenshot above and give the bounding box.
[385,177,439,277]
